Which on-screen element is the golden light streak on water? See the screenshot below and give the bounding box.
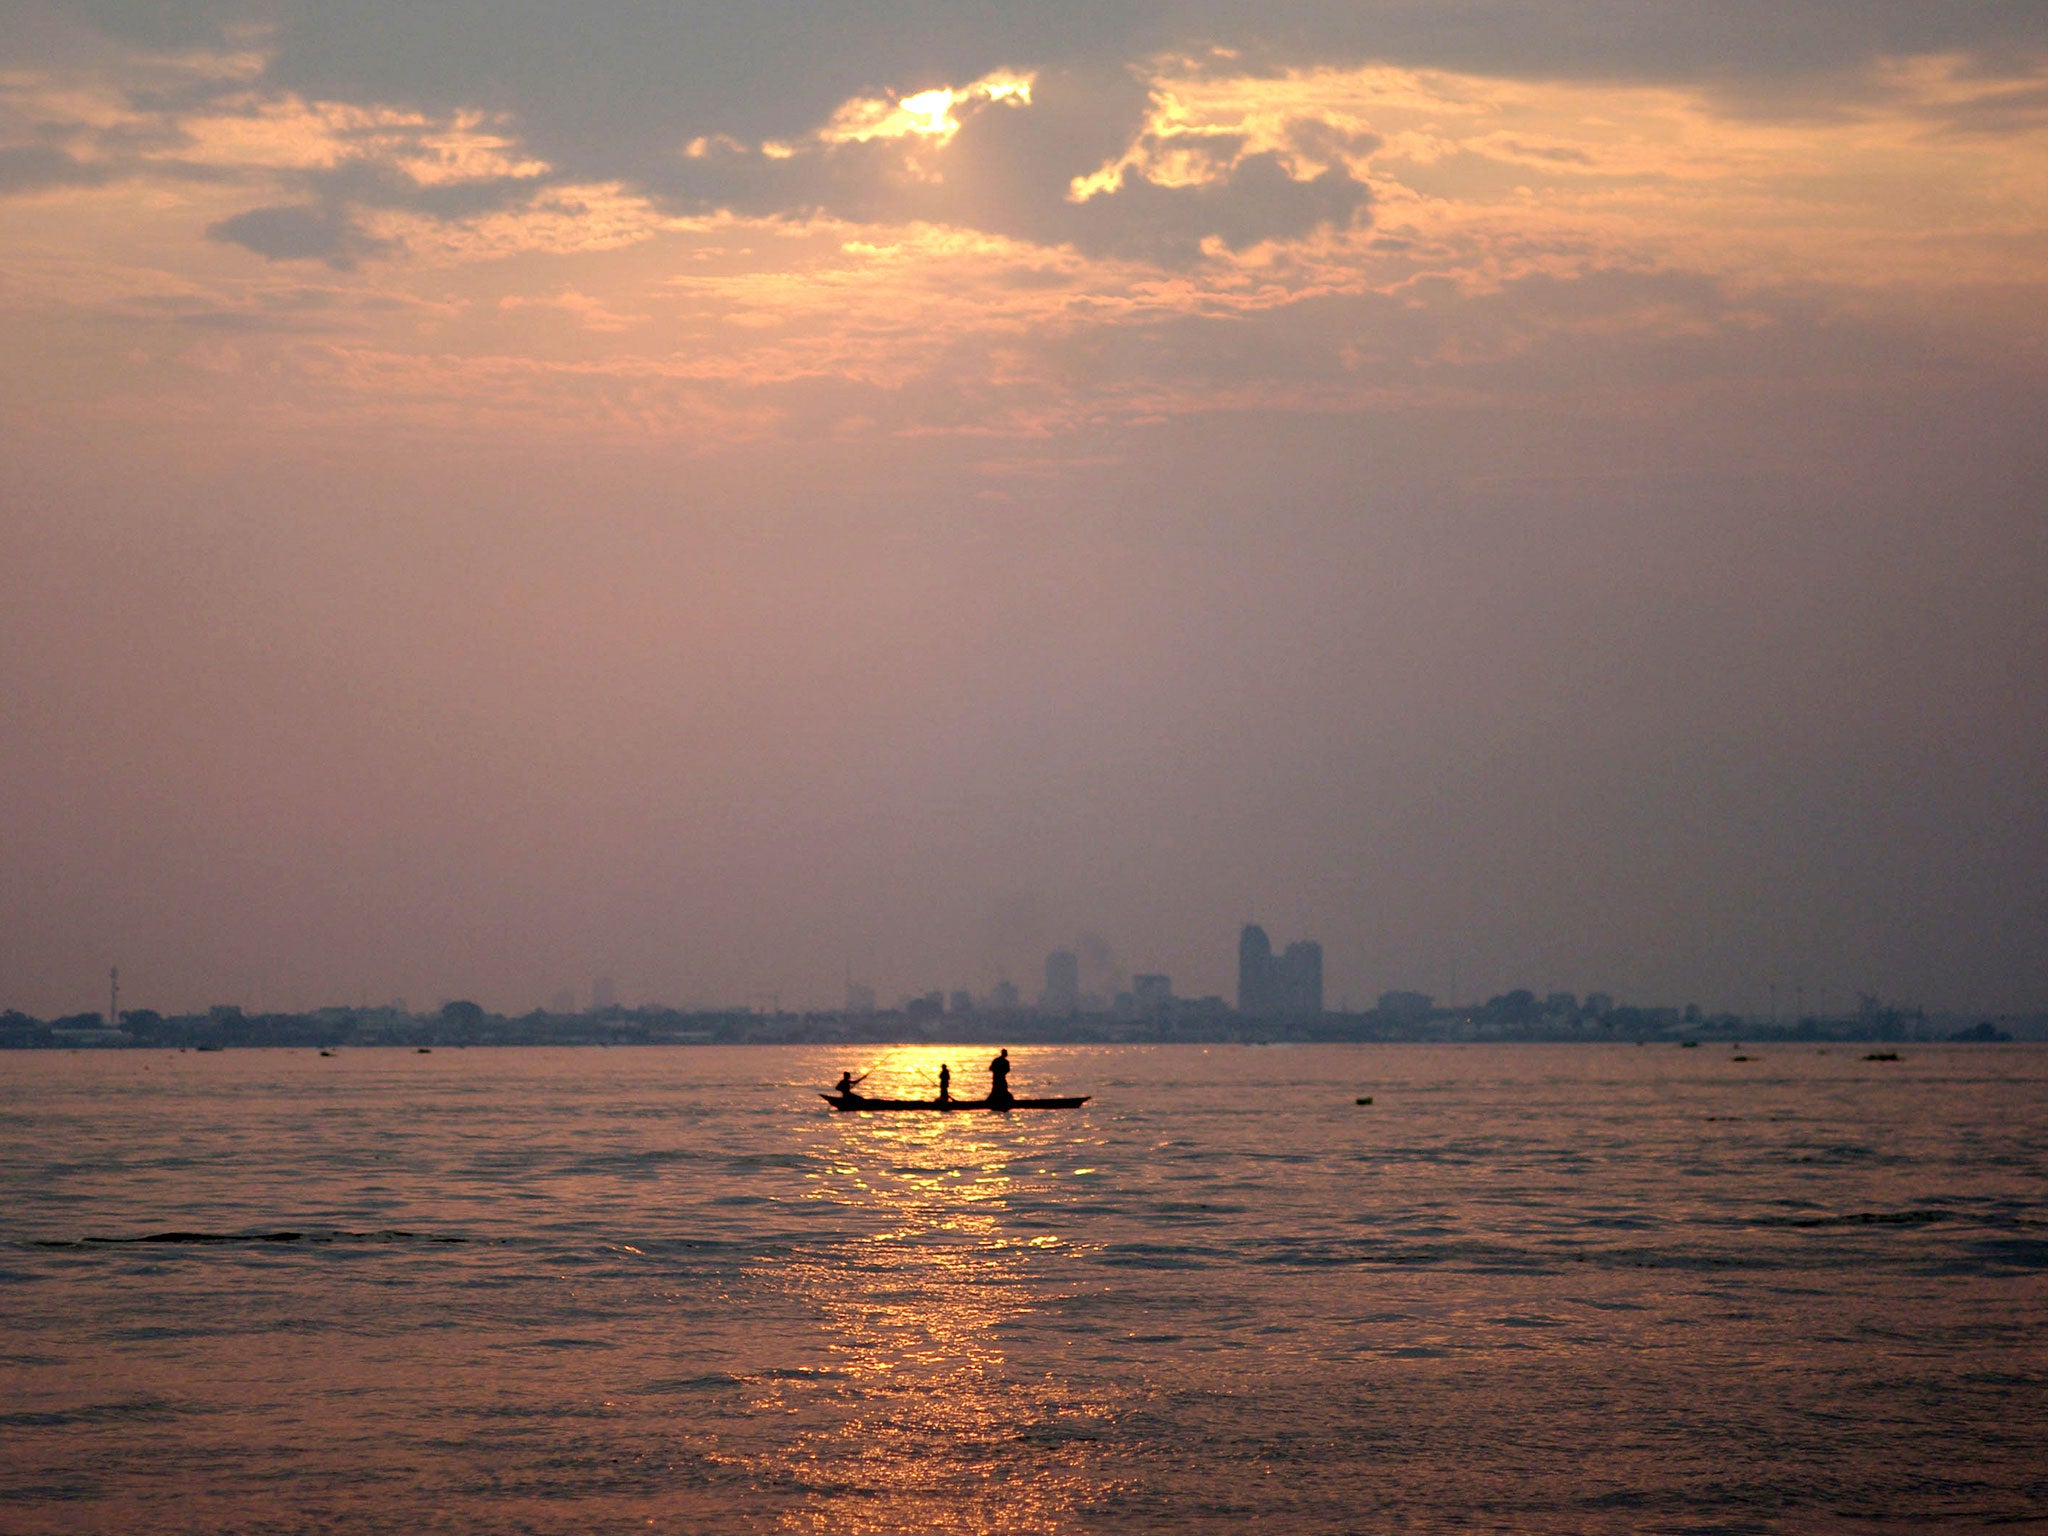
[749,1047,1111,1532]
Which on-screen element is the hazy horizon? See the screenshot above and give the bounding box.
[3,2,2044,1019]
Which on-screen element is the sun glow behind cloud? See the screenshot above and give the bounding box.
[820,73,1035,148]
[2,40,2044,451]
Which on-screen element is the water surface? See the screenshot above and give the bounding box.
[2,1043,2043,1532]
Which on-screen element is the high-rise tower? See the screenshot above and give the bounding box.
[1281,940,1323,1015]
[1042,950,1080,1014]
[1238,925,1323,1017]
[1238,925,1274,1015]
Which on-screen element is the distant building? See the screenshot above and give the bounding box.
[1238,926,1323,1016]
[591,977,618,1013]
[1133,974,1173,1014]
[845,981,876,1015]
[989,979,1020,1011]
[948,990,974,1015]
[1281,942,1322,1014]
[1042,950,1080,1015]
[1238,926,1274,1014]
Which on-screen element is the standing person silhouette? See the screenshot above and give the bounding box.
[988,1048,1013,1109]
[937,1063,952,1105]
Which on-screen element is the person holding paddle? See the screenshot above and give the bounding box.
[833,1070,869,1101]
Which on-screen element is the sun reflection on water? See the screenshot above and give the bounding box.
[749,1048,1115,1533]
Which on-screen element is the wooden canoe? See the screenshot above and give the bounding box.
[819,1093,1089,1113]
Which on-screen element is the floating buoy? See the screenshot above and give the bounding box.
[1355,1096,1374,1105]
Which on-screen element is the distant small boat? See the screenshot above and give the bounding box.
[820,1093,1089,1113]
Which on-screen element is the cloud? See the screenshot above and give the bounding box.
[3,22,2044,450]
[10,13,2044,299]
[1071,151,1371,259]
[13,4,2043,238]
[205,199,395,268]
[648,64,1373,263]
[0,142,112,193]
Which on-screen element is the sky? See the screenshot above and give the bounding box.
[2,1,2044,1019]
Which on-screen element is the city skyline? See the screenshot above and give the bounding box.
[7,920,1988,1027]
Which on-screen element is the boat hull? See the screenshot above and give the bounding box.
[819,1093,1089,1113]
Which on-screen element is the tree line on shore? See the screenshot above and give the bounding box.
[0,995,2027,1048]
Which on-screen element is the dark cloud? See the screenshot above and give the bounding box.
[17,2,2048,191]
[190,129,544,267]
[1073,155,1371,260]
[205,201,398,269]
[11,2,2043,262]
[650,70,1371,262]
[304,158,539,220]
[1915,76,2048,135]
[0,143,110,194]
[939,78,1378,259]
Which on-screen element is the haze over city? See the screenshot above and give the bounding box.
[3,1,2044,1021]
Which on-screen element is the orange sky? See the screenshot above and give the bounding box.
[3,5,2044,1016]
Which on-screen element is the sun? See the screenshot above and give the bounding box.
[819,71,1035,149]
[897,88,958,139]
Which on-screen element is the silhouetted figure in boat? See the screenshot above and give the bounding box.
[937,1063,952,1104]
[834,1070,868,1101]
[988,1048,1013,1109]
